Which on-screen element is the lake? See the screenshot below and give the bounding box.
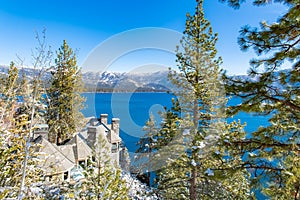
[81,92,269,154]
[82,92,270,198]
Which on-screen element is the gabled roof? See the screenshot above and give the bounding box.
[32,116,121,175]
[65,133,92,160]
[58,145,75,163]
[34,136,74,175]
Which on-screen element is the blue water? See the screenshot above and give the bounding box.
[82,92,175,153]
[82,92,269,154]
[82,92,270,198]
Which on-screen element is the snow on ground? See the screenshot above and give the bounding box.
[122,172,159,200]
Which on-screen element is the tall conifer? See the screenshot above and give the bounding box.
[222,0,300,198]
[154,1,251,199]
[47,40,85,144]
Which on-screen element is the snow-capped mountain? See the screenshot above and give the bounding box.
[0,65,173,92]
[82,70,173,92]
[0,65,52,82]
[0,65,292,92]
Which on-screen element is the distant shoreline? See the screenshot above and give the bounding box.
[82,91,172,94]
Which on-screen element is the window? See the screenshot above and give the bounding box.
[63,171,69,180]
[79,160,85,167]
[111,143,118,153]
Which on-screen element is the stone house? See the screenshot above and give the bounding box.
[33,114,123,182]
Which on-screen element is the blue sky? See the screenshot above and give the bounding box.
[0,0,288,74]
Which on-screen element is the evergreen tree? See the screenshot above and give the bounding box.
[0,62,19,129]
[221,0,300,198]
[47,40,85,144]
[0,63,43,199]
[135,113,158,186]
[0,63,20,196]
[155,100,182,148]
[79,133,129,200]
[155,1,251,199]
[135,102,183,188]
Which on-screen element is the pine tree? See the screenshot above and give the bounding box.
[135,103,184,188]
[135,113,158,186]
[47,40,85,144]
[221,0,300,198]
[155,1,251,199]
[0,62,21,196]
[155,100,182,148]
[0,63,43,199]
[79,133,129,200]
[0,63,18,127]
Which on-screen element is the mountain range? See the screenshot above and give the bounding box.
[82,70,174,92]
[1,65,287,93]
[0,65,174,92]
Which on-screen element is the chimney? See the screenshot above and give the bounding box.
[111,118,120,136]
[87,126,98,147]
[90,118,98,126]
[100,114,108,125]
[73,135,79,165]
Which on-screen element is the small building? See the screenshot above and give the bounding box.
[33,114,123,182]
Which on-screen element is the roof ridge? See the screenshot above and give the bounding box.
[44,138,75,164]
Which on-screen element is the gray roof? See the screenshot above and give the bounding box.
[65,133,92,161]
[58,145,75,163]
[35,136,74,175]
[33,116,121,175]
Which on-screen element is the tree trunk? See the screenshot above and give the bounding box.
[190,99,199,200]
[190,167,197,200]
[147,171,150,186]
[147,145,152,186]
[57,130,62,145]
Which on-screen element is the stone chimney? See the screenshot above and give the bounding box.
[90,118,98,126]
[111,118,120,136]
[111,118,121,166]
[87,126,98,147]
[73,135,79,165]
[100,114,108,125]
